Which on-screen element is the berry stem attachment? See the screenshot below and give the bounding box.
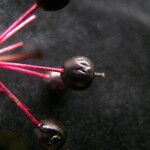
[0,81,41,126]
[0,15,37,44]
[0,42,24,54]
[0,3,39,44]
[0,62,63,73]
[0,65,50,80]
[94,72,106,78]
[0,49,42,62]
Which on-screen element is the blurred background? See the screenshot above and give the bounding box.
[0,0,150,149]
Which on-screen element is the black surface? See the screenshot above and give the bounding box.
[0,0,150,149]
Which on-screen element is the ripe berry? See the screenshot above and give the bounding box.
[35,119,66,150]
[61,56,95,90]
[36,0,70,11]
[46,71,66,93]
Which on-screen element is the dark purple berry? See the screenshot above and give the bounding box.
[46,72,66,93]
[35,119,66,150]
[36,0,70,11]
[61,56,95,90]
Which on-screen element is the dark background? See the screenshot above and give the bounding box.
[0,0,150,149]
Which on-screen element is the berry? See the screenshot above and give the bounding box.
[35,119,66,150]
[36,0,70,11]
[61,56,95,90]
[46,71,66,93]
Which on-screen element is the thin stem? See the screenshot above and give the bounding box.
[94,72,106,78]
[0,15,37,44]
[0,81,41,126]
[0,42,24,54]
[0,65,50,80]
[0,3,39,43]
[0,49,42,62]
[0,87,3,92]
[0,62,64,73]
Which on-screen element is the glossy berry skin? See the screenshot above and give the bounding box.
[61,56,95,90]
[46,72,66,93]
[36,0,70,11]
[35,120,66,150]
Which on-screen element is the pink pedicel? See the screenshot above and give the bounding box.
[0,15,37,44]
[0,3,39,44]
[0,42,24,54]
[0,82,41,127]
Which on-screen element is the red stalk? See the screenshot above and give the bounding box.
[0,49,42,62]
[0,15,37,44]
[0,81,41,126]
[0,3,39,44]
[0,62,63,73]
[0,42,24,54]
[0,65,50,80]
